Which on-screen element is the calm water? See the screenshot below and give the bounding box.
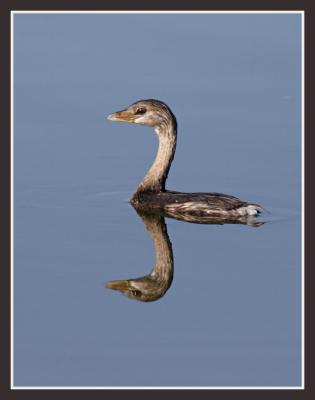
[14,13,302,387]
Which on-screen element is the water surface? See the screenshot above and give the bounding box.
[14,13,301,387]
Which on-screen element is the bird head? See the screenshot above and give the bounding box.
[107,99,176,129]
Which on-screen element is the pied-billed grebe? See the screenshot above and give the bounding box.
[107,99,262,218]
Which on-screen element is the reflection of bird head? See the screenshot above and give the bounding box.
[107,99,177,130]
[106,274,172,302]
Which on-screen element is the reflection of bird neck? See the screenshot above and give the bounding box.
[136,120,177,193]
[106,210,174,302]
[144,212,173,288]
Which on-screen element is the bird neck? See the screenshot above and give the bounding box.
[136,122,177,193]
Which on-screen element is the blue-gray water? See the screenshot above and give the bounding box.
[14,13,302,387]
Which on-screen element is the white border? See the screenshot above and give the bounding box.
[10,9,15,391]
[300,10,305,390]
[10,10,305,391]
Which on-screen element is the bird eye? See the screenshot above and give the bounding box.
[131,290,141,297]
[135,107,146,115]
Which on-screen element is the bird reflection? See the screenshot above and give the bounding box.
[105,206,264,302]
[106,208,173,302]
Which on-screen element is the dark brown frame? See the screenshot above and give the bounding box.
[1,1,313,399]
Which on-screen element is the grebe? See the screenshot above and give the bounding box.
[107,99,262,218]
